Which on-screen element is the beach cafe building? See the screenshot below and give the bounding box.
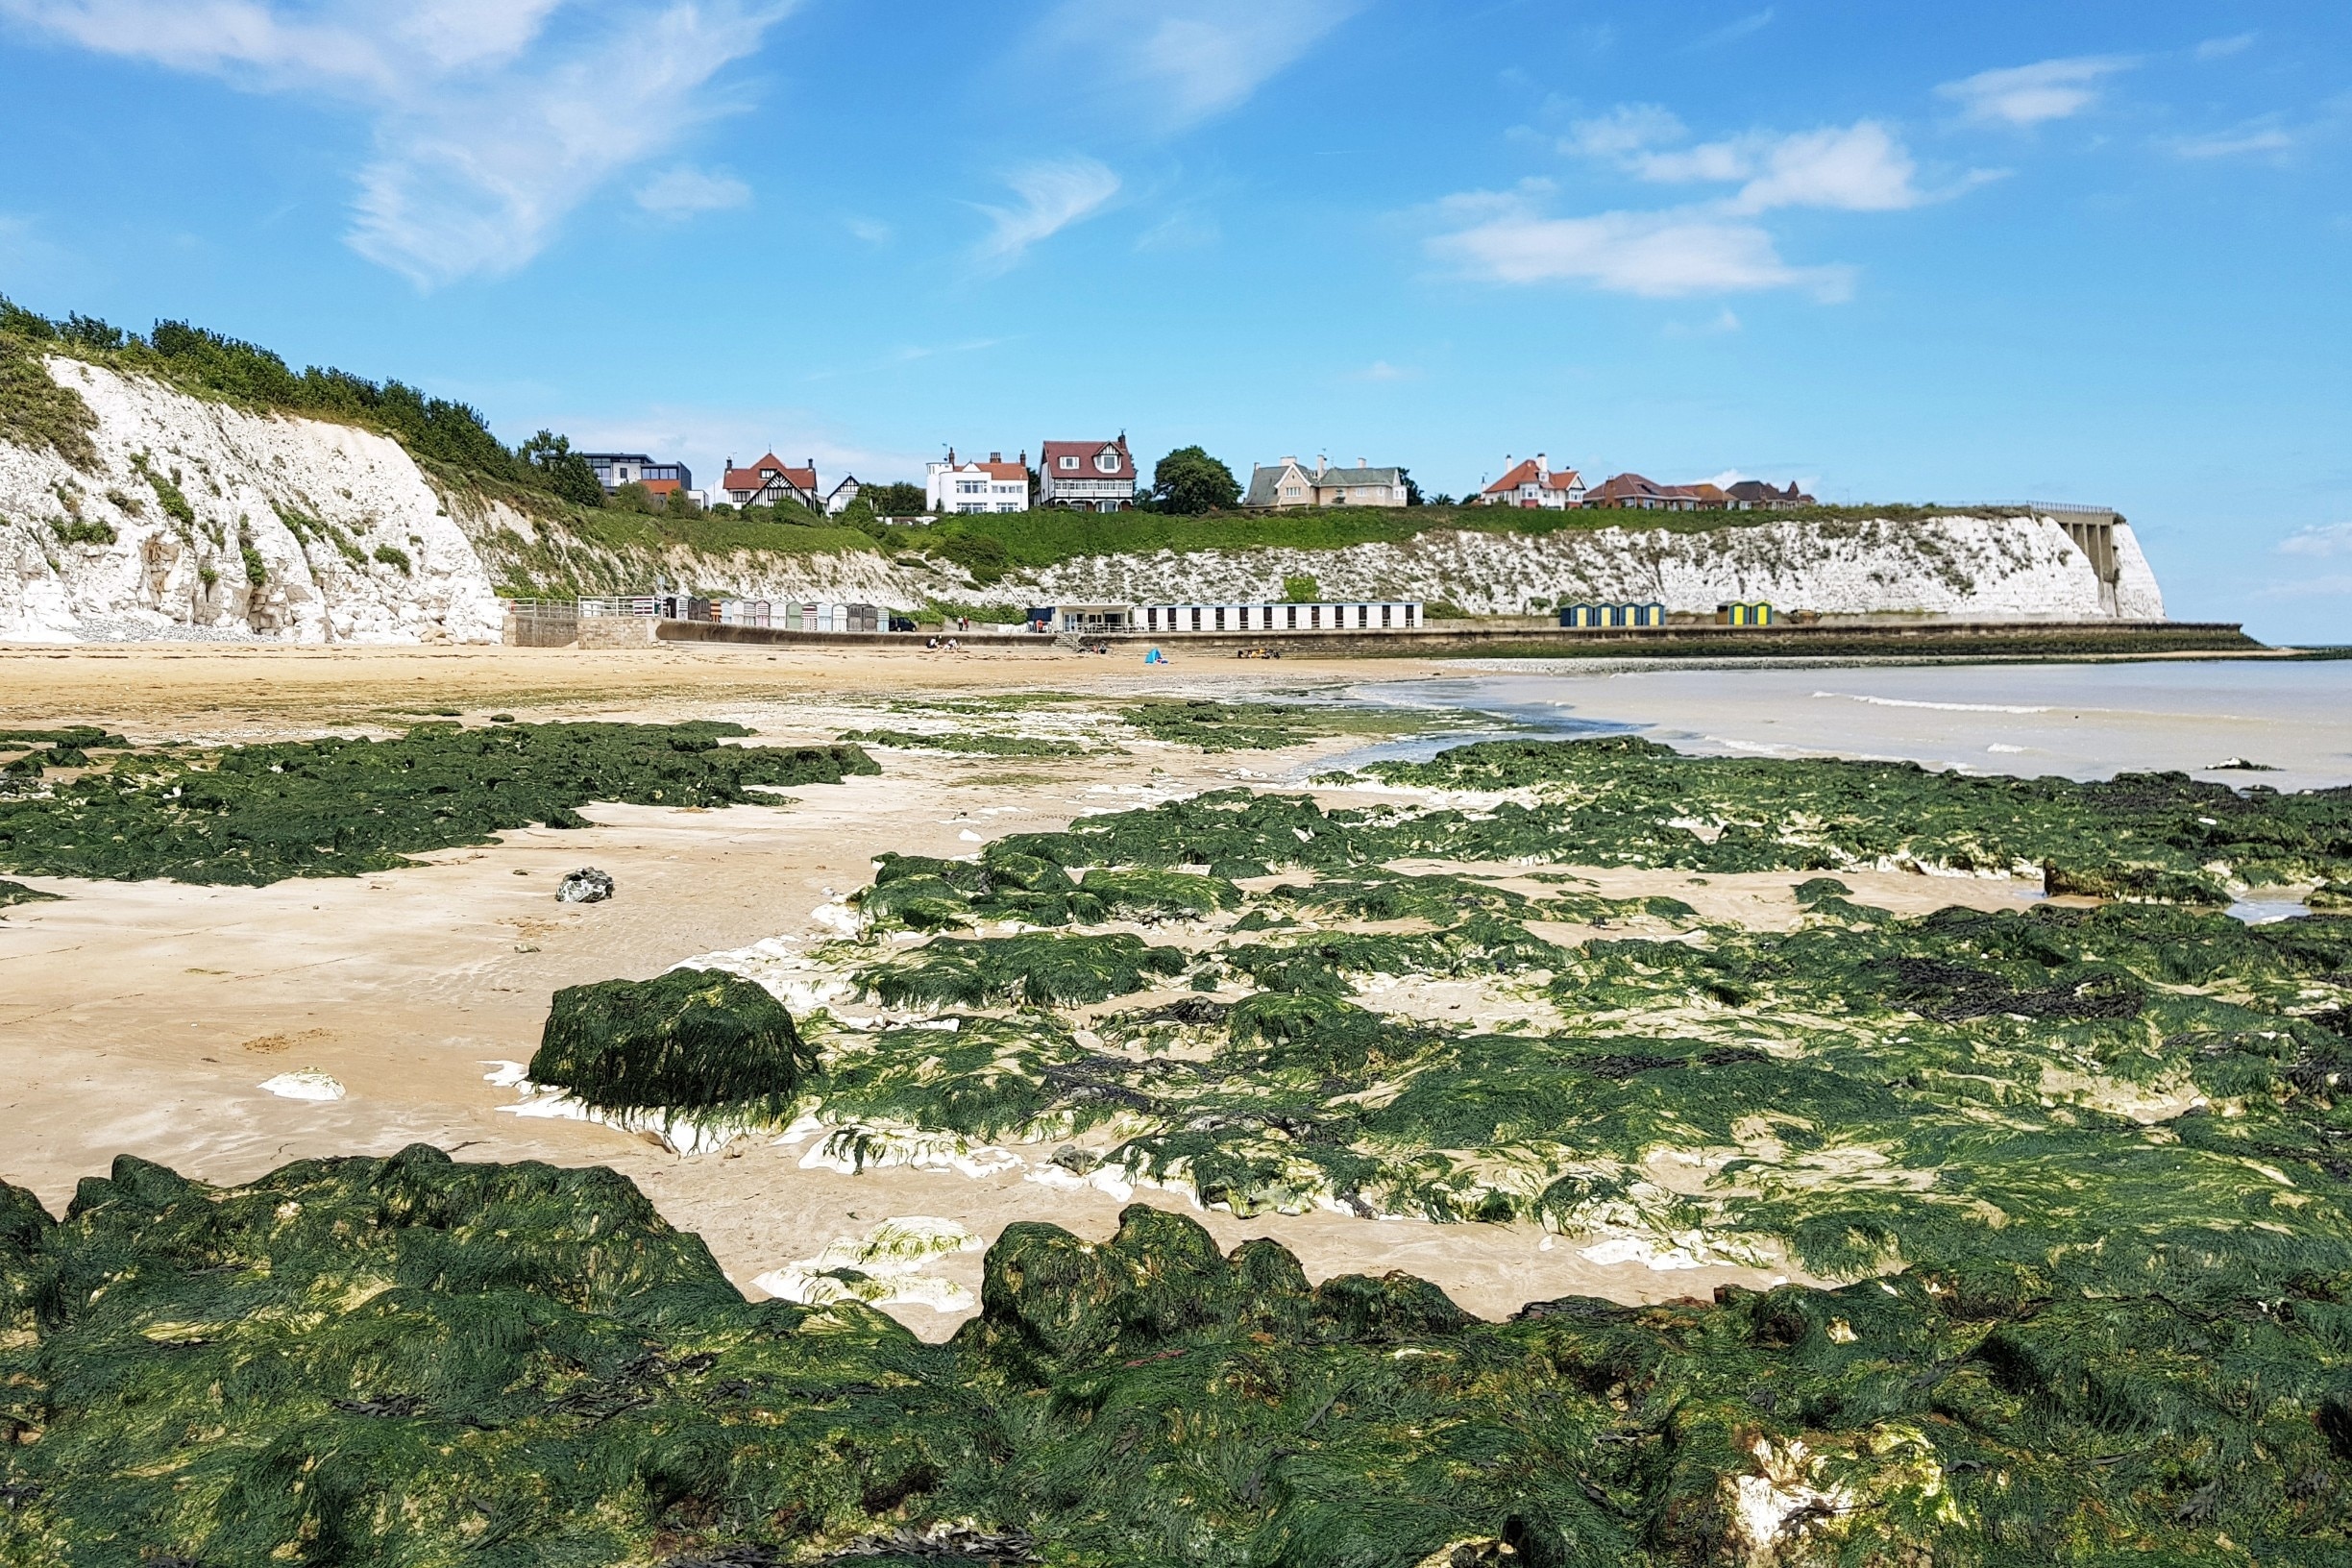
[1559,601,1666,628]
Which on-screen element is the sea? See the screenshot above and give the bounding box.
[1314,656,2352,924]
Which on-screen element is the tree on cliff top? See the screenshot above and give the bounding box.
[1151,446,1240,514]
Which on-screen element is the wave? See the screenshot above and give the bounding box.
[1813,691,2051,715]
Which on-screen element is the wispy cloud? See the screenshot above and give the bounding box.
[1441,108,1964,301]
[2256,574,2352,600]
[2196,33,2257,61]
[1688,8,1773,51]
[1429,187,1851,300]
[1937,56,2136,127]
[1348,360,1415,381]
[2279,523,2352,558]
[2168,119,2298,159]
[972,157,1121,268]
[845,216,894,245]
[1034,0,1360,134]
[635,166,750,217]
[1573,110,1926,212]
[0,0,796,285]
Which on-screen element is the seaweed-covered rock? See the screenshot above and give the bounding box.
[0,722,878,886]
[529,968,817,1122]
[859,932,1188,1009]
[0,878,60,910]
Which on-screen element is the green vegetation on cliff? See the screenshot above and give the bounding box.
[0,722,877,885]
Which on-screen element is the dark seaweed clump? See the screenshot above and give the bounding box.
[0,878,60,910]
[3,1150,2349,1564]
[858,845,1238,931]
[0,722,877,885]
[1119,699,1358,751]
[837,727,1067,759]
[529,969,818,1123]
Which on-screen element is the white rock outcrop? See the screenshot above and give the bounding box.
[1021,513,2166,621]
[2,356,507,644]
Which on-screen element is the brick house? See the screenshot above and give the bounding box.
[1037,436,1137,511]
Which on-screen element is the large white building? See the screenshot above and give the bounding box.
[925,450,1030,514]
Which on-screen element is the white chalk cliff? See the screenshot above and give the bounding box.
[2,354,2165,643]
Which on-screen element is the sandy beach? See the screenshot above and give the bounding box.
[0,639,2324,1338]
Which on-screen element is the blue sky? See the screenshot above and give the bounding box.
[1,1,2347,640]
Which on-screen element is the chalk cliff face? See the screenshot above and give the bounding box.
[1021,514,2166,621]
[1,356,508,644]
[2,355,2167,642]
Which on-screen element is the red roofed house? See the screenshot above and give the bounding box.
[722,453,821,510]
[1583,473,1700,511]
[1724,479,1815,509]
[1477,453,1585,509]
[1037,436,1137,512]
[924,449,1031,514]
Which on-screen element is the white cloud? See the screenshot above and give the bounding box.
[1688,8,1773,50]
[1349,360,1414,381]
[1035,0,1360,134]
[972,158,1120,268]
[1937,56,2135,127]
[2196,33,2256,61]
[0,0,796,286]
[1431,197,1851,300]
[845,216,894,245]
[635,167,751,217]
[2278,523,2352,558]
[1567,110,1924,212]
[2255,574,2352,600]
[2168,121,2297,159]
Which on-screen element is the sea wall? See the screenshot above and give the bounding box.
[1021,513,2167,621]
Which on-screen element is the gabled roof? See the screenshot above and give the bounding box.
[1482,458,1544,496]
[1544,468,1583,491]
[1040,437,1134,480]
[1316,465,1404,486]
[1725,478,1814,504]
[1585,473,1675,503]
[1680,482,1728,503]
[723,453,818,494]
[1243,462,1302,507]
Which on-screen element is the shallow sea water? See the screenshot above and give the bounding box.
[1349,656,2352,792]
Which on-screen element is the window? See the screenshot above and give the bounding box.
[1146,607,1159,630]
[1060,455,1079,470]
[1214,607,1226,630]
[1403,604,1415,626]
[1097,451,1120,473]
[957,479,984,495]
[1381,604,1391,627]
[1285,604,1297,629]
[1310,605,1321,627]
[1189,607,1201,630]
[1356,605,1368,628]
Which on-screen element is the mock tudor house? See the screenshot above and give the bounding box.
[1477,453,1585,508]
[1243,455,1410,509]
[579,453,694,498]
[925,450,1030,514]
[1038,436,1137,511]
[823,476,863,515]
[721,453,822,510]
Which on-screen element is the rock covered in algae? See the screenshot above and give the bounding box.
[0,722,877,886]
[2,1153,2349,1565]
[528,968,818,1122]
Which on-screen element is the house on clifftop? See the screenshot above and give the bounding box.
[722,453,821,510]
[1244,455,1410,508]
[1478,453,1584,508]
[1038,437,1137,511]
[925,450,1030,514]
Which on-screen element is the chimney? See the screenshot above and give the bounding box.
[1536,452,1547,477]
[1315,454,1328,477]
[1281,454,1297,467]
[990,452,1001,463]
[1357,456,1367,468]
[946,448,956,465]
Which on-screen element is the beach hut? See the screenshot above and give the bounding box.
[1716,601,1773,626]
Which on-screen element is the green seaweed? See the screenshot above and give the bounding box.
[0,723,877,886]
[838,727,1068,759]
[3,1154,2348,1565]
[0,878,61,910]
[859,932,1189,1009]
[528,968,818,1124]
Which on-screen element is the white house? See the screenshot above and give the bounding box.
[1037,436,1137,511]
[925,450,1030,514]
[1477,453,1584,509]
[823,475,863,515]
